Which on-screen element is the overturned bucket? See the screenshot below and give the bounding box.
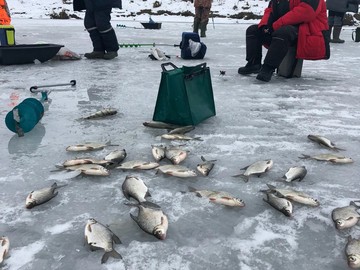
[5,98,44,136]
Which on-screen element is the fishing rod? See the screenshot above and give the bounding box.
[116,24,144,29]
[118,43,180,48]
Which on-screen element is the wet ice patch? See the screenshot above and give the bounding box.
[6,240,45,270]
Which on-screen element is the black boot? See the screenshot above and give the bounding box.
[238,62,261,75]
[200,22,207,38]
[331,26,345,43]
[256,64,275,82]
[193,18,200,34]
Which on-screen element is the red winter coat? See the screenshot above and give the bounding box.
[259,0,330,60]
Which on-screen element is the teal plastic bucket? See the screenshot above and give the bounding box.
[5,98,44,134]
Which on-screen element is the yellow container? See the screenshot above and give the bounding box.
[0,25,15,46]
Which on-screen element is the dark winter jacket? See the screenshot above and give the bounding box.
[259,0,330,60]
[73,0,122,12]
[347,0,359,13]
[194,0,212,8]
[326,0,350,13]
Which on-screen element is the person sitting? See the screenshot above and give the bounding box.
[238,0,330,82]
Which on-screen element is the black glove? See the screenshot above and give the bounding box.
[260,25,274,35]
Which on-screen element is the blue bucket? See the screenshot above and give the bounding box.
[5,98,44,134]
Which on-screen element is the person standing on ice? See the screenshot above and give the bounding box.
[326,0,359,43]
[238,0,330,82]
[73,0,121,60]
[191,0,212,37]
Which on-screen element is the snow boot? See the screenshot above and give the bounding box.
[103,51,118,60]
[331,26,345,43]
[200,23,207,38]
[256,64,275,82]
[84,51,105,59]
[238,63,261,75]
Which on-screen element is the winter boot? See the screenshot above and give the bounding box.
[84,51,105,59]
[331,26,345,43]
[200,22,207,38]
[256,64,275,82]
[193,18,200,34]
[103,51,118,60]
[238,62,261,75]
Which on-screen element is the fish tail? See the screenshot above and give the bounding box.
[188,186,197,193]
[299,154,310,159]
[334,146,346,151]
[101,249,122,264]
[194,137,203,141]
[232,174,249,182]
[200,156,206,162]
[105,140,119,147]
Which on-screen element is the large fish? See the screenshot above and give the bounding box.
[346,236,360,269]
[233,160,274,182]
[165,147,188,165]
[157,165,197,178]
[332,201,360,230]
[151,145,166,162]
[0,236,10,265]
[264,184,320,207]
[281,166,307,182]
[104,149,127,164]
[25,182,67,209]
[122,175,151,203]
[65,164,110,176]
[187,186,245,207]
[263,192,293,217]
[116,160,159,170]
[307,134,345,151]
[143,121,181,130]
[196,156,216,176]
[299,154,353,164]
[126,201,168,240]
[84,218,122,264]
[161,133,202,141]
[62,158,110,167]
[66,141,118,152]
[82,108,117,120]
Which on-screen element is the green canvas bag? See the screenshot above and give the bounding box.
[152,62,216,126]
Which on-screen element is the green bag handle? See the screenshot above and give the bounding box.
[161,62,179,72]
[184,63,207,80]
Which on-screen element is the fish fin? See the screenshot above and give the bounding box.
[87,224,92,233]
[140,201,162,209]
[299,154,310,159]
[124,202,139,207]
[209,198,216,201]
[232,174,249,182]
[194,137,203,141]
[350,201,360,208]
[201,156,206,162]
[240,165,249,171]
[130,213,139,223]
[122,189,130,200]
[259,189,271,194]
[29,192,33,199]
[89,244,100,252]
[101,250,122,264]
[334,146,346,151]
[221,196,232,200]
[188,186,197,193]
[266,184,276,190]
[112,234,122,244]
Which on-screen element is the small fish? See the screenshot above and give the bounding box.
[151,145,166,162]
[307,134,345,151]
[168,125,195,135]
[165,147,188,165]
[83,108,117,120]
[346,236,360,269]
[62,158,109,167]
[116,160,159,170]
[0,236,10,265]
[157,165,197,178]
[122,175,151,203]
[263,184,320,207]
[233,160,274,182]
[25,182,67,209]
[299,153,353,164]
[143,121,181,130]
[161,133,202,141]
[126,201,168,240]
[281,166,307,182]
[66,141,118,152]
[187,186,245,207]
[104,149,127,164]
[332,201,360,230]
[263,192,293,217]
[196,156,216,176]
[65,164,110,176]
[84,218,122,264]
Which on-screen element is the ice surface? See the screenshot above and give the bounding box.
[0,16,360,270]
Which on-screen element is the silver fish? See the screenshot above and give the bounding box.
[165,147,188,165]
[168,125,195,135]
[65,164,110,176]
[151,145,166,162]
[0,236,10,265]
[263,192,293,217]
[122,175,151,203]
[83,108,117,120]
[25,182,66,209]
[66,141,118,152]
[307,134,345,151]
[346,236,360,269]
[126,201,168,240]
[196,156,216,176]
[233,159,274,182]
[281,166,307,182]
[332,201,360,230]
[84,218,122,264]
[116,160,159,170]
[143,121,181,130]
[161,133,202,141]
[187,186,245,207]
[157,165,197,178]
[299,153,353,164]
[104,149,127,164]
[62,158,109,167]
[264,184,320,207]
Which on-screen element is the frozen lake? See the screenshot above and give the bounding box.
[1,17,360,270]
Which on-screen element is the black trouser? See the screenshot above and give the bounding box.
[84,0,119,52]
[245,24,298,69]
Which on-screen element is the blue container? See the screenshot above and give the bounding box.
[5,98,44,134]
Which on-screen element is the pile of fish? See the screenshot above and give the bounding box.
[2,122,357,267]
